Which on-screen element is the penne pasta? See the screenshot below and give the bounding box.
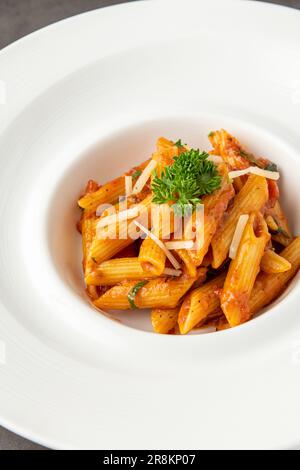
[261,249,292,274]
[94,268,206,310]
[78,160,150,211]
[265,200,293,247]
[174,249,197,277]
[78,175,126,212]
[220,212,270,327]
[178,273,226,335]
[86,285,99,301]
[250,237,300,314]
[138,203,174,275]
[154,137,180,176]
[90,194,152,263]
[78,133,299,335]
[80,179,99,276]
[138,236,166,276]
[85,257,156,286]
[151,307,180,334]
[208,129,250,171]
[211,174,269,268]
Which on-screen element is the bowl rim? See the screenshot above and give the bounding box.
[0,0,300,450]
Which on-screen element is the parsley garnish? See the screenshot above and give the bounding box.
[132,169,142,180]
[151,149,222,216]
[128,281,148,309]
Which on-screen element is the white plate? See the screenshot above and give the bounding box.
[0,0,300,450]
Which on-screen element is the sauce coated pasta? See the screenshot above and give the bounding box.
[77,130,300,334]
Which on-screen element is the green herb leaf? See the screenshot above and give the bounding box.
[264,162,278,172]
[239,150,265,169]
[208,131,215,138]
[239,149,278,172]
[132,169,142,180]
[151,148,222,216]
[128,280,148,309]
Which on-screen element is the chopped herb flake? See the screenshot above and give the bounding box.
[128,280,148,309]
[264,162,278,172]
[132,169,142,180]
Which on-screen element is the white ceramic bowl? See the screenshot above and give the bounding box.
[0,0,300,449]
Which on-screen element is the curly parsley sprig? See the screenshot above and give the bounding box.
[151,148,222,216]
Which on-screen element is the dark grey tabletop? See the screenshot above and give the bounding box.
[0,0,299,451]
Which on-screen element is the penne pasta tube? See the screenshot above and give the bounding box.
[151,307,180,334]
[81,214,96,271]
[220,212,270,327]
[265,200,293,247]
[138,236,166,276]
[261,249,292,274]
[208,129,250,171]
[80,180,100,275]
[250,237,300,314]
[90,195,152,263]
[86,285,99,301]
[174,249,197,278]
[85,257,157,286]
[211,174,269,268]
[138,203,175,275]
[178,273,226,335]
[78,175,125,212]
[78,160,150,211]
[94,268,206,310]
[153,137,180,178]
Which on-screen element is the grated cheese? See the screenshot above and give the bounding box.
[134,220,181,269]
[165,240,195,250]
[228,167,280,181]
[125,175,132,197]
[229,214,250,259]
[132,160,157,195]
[97,207,139,229]
[163,268,182,277]
[207,155,223,164]
[250,166,280,180]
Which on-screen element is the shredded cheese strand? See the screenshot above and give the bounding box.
[125,175,132,197]
[228,167,280,181]
[134,221,181,269]
[97,207,139,229]
[165,240,195,250]
[207,155,223,164]
[163,268,182,277]
[229,214,249,259]
[132,160,157,195]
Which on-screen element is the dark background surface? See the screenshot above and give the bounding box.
[0,0,299,451]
